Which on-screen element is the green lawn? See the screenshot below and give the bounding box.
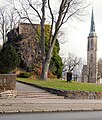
[17,78,102,92]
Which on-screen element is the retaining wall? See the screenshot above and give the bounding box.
[46,89,102,99]
[0,74,16,92]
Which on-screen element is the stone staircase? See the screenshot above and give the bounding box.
[16,91,64,99]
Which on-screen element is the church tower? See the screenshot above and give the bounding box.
[87,8,98,83]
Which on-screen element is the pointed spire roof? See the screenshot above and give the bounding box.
[90,8,95,33]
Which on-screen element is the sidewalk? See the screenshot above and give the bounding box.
[0,98,102,113]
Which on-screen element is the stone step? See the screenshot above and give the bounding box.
[17,94,63,97]
[16,91,64,99]
[17,92,50,94]
[17,94,56,96]
[17,91,47,93]
[16,95,64,99]
[17,93,54,96]
[37,96,64,99]
[17,91,55,95]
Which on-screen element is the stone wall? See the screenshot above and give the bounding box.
[0,74,16,92]
[7,23,41,72]
[48,90,102,99]
[41,87,102,99]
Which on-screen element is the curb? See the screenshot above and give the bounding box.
[1,108,102,114]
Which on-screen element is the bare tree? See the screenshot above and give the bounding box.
[0,7,20,44]
[84,63,94,83]
[73,63,82,81]
[82,58,102,83]
[0,8,8,44]
[8,0,89,80]
[81,60,97,83]
[62,53,82,80]
[40,0,46,79]
[98,58,102,80]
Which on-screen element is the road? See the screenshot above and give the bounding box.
[0,111,102,120]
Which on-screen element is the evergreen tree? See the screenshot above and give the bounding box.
[44,26,63,78]
[0,43,20,74]
[50,40,63,78]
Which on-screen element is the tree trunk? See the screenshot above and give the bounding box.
[41,0,46,80]
[41,36,57,80]
[41,45,53,80]
[87,76,90,83]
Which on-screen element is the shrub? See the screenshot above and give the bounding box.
[48,71,57,79]
[17,72,32,78]
[0,43,20,74]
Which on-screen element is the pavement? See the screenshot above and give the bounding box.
[1,98,102,113]
[0,82,102,113]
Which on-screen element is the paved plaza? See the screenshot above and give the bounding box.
[1,98,102,113]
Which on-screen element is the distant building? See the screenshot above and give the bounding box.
[81,8,100,83]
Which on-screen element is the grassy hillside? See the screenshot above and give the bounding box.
[17,78,102,92]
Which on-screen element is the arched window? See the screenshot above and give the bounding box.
[91,39,93,49]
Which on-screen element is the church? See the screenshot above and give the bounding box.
[81,8,102,83]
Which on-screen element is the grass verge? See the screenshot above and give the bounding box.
[17,78,102,92]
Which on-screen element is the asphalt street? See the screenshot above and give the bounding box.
[0,111,102,120]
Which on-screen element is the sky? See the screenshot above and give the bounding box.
[59,0,102,63]
[0,0,102,63]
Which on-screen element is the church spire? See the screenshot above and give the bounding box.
[90,8,95,33]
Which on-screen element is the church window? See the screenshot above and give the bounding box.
[91,39,93,49]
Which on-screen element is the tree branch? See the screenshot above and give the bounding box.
[27,0,42,20]
[48,0,54,46]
